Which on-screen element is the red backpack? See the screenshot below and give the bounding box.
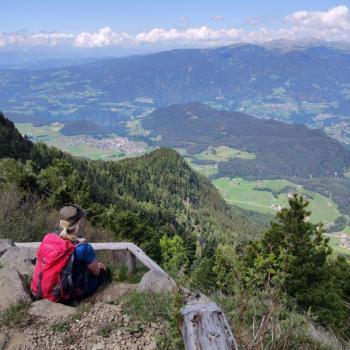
[31,233,76,302]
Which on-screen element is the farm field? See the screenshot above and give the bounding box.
[195,146,256,162]
[212,177,340,224]
[212,177,350,256]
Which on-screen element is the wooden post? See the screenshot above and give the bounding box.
[126,250,136,274]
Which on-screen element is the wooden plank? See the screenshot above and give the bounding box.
[126,250,136,274]
[15,242,166,275]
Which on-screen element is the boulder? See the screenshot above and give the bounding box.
[0,332,8,350]
[28,299,76,321]
[0,239,14,257]
[0,247,36,276]
[95,283,137,304]
[0,267,31,310]
[137,270,178,294]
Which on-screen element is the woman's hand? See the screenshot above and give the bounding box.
[87,261,103,276]
[98,262,106,270]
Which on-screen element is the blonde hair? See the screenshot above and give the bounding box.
[59,219,86,243]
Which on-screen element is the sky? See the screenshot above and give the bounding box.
[1,1,350,55]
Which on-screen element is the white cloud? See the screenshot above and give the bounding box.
[0,6,350,49]
[74,27,131,47]
[134,26,243,45]
[284,5,350,41]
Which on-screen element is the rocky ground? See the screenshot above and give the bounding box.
[1,300,161,350]
[0,240,175,350]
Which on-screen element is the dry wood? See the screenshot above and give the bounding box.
[181,293,238,350]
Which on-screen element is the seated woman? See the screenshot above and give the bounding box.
[59,204,112,299]
[31,204,111,302]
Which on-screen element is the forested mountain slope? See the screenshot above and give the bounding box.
[142,103,350,179]
[0,112,262,261]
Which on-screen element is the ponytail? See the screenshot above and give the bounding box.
[59,219,86,243]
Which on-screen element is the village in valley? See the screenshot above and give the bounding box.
[56,135,145,156]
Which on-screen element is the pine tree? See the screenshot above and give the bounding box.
[246,195,349,332]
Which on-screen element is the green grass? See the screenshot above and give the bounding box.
[328,236,350,257]
[342,226,350,234]
[184,157,218,177]
[213,177,340,224]
[0,299,32,328]
[121,291,184,349]
[121,291,174,322]
[194,146,256,162]
[49,321,70,332]
[16,122,63,137]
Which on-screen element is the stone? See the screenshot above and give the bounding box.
[95,283,137,304]
[0,333,8,350]
[0,267,31,310]
[137,270,178,294]
[91,342,105,350]
[4,333,30,350]
[0,239,14,257]
[144,340,157,350]
[28,299,76,321]
[0,247,36,276]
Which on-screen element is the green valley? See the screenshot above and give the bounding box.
[212,177,339,223]
[15,122,148,161]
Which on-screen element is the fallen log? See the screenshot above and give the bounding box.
[181,293,238,350]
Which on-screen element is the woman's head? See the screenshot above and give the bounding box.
[59,204,87,242]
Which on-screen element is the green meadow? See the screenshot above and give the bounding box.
[195,146,256,162]
[212,177,340,224]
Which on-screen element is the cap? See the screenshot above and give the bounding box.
[59,204,86,224]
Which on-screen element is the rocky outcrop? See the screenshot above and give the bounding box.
[0,267,31,309]
[0,247,36,276]
[0,240,13,257]
[95,283,137,304]
[137,270,178,294]
[28,299,76,321]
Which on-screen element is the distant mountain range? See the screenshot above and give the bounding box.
[143,103,350,179]
[1,42,350,143]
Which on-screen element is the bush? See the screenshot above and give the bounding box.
[0,183,55,241]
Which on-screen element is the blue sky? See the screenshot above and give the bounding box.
[2,0,345,32]
[1,1,349,54]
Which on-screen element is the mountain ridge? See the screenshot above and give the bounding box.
[142,102,350,179]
